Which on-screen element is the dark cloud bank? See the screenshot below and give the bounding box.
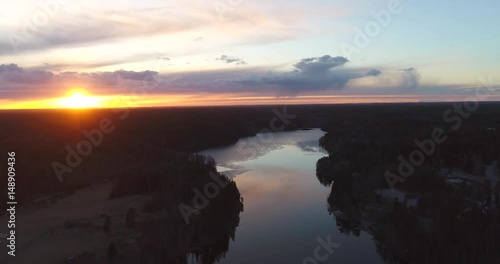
[235,55,382,94]
[0,55,390,99]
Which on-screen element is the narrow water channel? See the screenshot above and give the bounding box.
[201,129,383,264]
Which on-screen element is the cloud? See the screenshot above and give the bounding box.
[0,8,206,55]
[235,55,381,94]
[0,2,303,57]
[217,55,247,65]
[0,64,161,98]
[1,62,482,103]
[0,64,157,86]
[0,58,383,99]
[29,53,171,72]
[397,67,421,90]
[0,64,53,83]
[0,63,23,73]
[293,55,348,74]
[84,70,159,87]
[366,69,382,77]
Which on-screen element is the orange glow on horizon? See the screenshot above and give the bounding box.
[1,93,500,110]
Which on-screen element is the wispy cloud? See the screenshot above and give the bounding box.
[366,69,382,77]
[0,2,303,58]
[216,55,247,65]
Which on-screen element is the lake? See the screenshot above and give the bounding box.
[201,129,384,264]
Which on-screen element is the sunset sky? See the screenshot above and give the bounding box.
[1,0,499,109]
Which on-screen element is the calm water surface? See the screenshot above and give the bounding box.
[201,129,384,264]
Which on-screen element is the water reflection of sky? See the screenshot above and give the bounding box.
[201,129,327,168]
[202,129,384,264]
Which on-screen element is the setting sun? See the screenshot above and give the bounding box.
[58,91,102,109]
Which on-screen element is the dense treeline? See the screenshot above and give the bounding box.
[2,102,500,207]
[316,102,500,263]
[0,106,306,207]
